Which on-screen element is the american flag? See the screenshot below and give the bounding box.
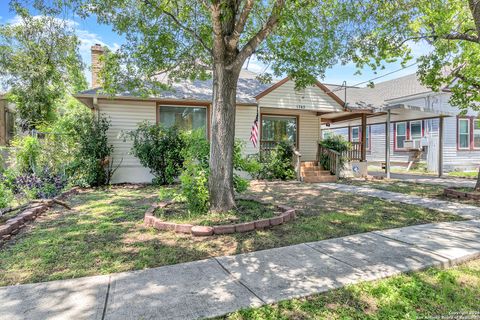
[250,113,259,148]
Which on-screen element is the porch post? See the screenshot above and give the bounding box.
[385,109,391,179]
[438,116,444,177]
[361,113,367,161]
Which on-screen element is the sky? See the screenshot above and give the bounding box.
[0,2,432,88]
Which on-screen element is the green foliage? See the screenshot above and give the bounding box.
[179,130,210,214]
[0,8,87,129]
[70,113,115,187]
[258,141,296,180]
[0,182,13,209]
[127,122,185,185]
[11,135,41,173]
[318,135,351,171]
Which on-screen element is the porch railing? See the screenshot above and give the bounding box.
[317,145,340,176]
[345,142,362,161]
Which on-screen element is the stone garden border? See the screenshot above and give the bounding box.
[0,187,80,246]
[144,196,296,237]
[444,187,480,200]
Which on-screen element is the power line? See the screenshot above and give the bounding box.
[325,61,419,94]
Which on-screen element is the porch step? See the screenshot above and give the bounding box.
[303,175,337,183]
[302,170,332,177]
[301,161,318,168]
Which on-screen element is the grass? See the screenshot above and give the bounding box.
[219,259,480,320]
[155,198,276,226]
[0,181,462,286]
[341,179,480,206]
[448,171,479,179]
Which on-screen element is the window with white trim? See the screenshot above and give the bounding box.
[351,127,360,143]
[410,120,423,141]
[474,119,480,149]
[396,122,407,149]
[458,118,470,149]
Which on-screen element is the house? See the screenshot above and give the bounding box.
[0,94,15,146]
[75,45,369,184]
[322,73,479,174]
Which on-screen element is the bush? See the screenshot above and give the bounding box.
[258,141,296,180]
[11,135,41,173]
[14,169,67,199]
[318,135,351,171]
[70,113,115,187]
[0,182,13,209]
[179,131,255,213]
[127,122,185,185]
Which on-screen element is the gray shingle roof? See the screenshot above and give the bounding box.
[78,69,271,104]
[325,73,432,110]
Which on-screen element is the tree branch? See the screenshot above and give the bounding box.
[226,0,254,49]
[469,0,480,39]
[234,0,285,69]
[143,0,213,54]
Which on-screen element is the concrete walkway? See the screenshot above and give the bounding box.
[369,171,476,188]
[2,218,480,320]
[319,183,480,220]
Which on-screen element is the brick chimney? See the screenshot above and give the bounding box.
[91,44,105,88]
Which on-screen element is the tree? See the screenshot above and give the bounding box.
[41,0,407,211]
[357,0,480,190]
[0,6,87,130]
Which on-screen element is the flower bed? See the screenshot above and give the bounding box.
[144,197,296,236]
[444,187,480,200]
[0,187,80,246]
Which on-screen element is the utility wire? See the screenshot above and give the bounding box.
[325,61,419,94]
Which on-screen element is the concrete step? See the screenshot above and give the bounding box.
[302,170,332,177]
[303,175,337,183]
[300,166,321,172]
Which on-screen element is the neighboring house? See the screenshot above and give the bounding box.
[75,45,367,184]
[322,73,479,173]
[0,94,15,146]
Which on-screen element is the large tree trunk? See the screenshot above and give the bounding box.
[209,62,240,212]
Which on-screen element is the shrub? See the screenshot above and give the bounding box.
[14,169,67,199]
[70,113,115,187]
[179,131,255,213]
[0,182,13,209]
[258,141,296,180]
[127,122,185,185]
[318,135,351,171]
[11,135,41,173]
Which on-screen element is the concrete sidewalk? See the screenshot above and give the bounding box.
[369,171,476,188]
[319,183,480,220]
[1,219,480,320]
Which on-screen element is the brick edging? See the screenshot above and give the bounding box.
[144,197,296,237]
[0,187,80,246]
[444,187,480,200]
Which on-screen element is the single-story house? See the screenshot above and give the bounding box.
[322,73,479,174]
[0,94,15,146]
[75,45,369,183]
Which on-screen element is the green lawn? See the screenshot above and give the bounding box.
[219,259,480,320]
[447,171,479,179]
[0,181,462,286]
[341,179,480,206]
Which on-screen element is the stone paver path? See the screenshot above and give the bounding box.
[2,219,480,320]
[318,183,480,220]
[370,171,476,188]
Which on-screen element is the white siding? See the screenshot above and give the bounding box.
[443,116,480,170]
[98,100,157,183]
[258,80,343,112]
[235,105,259,156]
[261,107,320,161]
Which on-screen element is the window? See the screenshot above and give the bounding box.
[458,118,470,149]
[261,115,297,145]
[396,122,407,149]
[366,126,370,150]
[350,127,360,143]
[159,106,207,132]
[322,130,333,139]
[410,120,423,141]
[474,119,480,149]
